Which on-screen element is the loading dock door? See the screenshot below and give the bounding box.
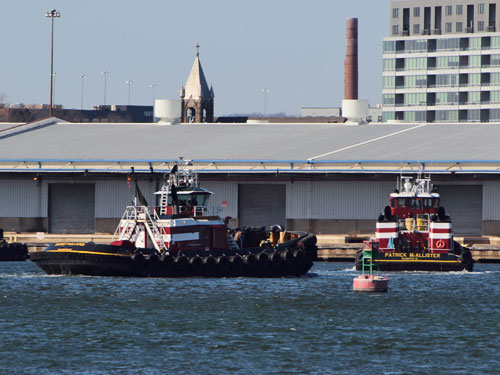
[49,184,95,234]
[238,184,286,228]
[437,185,482,236]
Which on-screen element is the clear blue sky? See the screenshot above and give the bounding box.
[0,0,390,116]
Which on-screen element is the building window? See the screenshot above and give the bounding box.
[446,22,452,33]
[469,55,482,67]
[405,57,427,70]
[392,25,399,35]
[491,91,500,103]
[446,5,453,16]
[491,54,500,66]
[492,36,500,48]
[383,94,395,105]
[469,91,481,103]
[470,37,482,49]
[393,8,399,18]
[414,7,420,17]
[383,58,396,71]
[478,21,485,32]
[469,73,481,86]
[436,110,458,122]
[437,38,460,51]
[383,76,396,89]
[456,22,463,33]
[383,112,395,122]
[413,24,420,35]
[457,5,463,15]
[491,108,500,120]
[478,4,485,14]
[436,56,459,68]
[383,40,396,53]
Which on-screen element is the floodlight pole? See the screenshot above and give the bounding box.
[150,83,157,104]
[101,71,110,105]
[79,74,87,110]
[261,88,270,116]
[46,9,60,117]
[125,80,134,105]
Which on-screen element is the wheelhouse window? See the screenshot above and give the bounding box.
[423,198,440,208]
[168,193,210,207]
[397,198,407,208]
[409,198,422,209]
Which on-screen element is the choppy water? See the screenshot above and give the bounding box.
[0,261,499,375]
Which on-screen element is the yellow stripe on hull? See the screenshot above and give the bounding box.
[46,249,130,257]
[377,259,461,263]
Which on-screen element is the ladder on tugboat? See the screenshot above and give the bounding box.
[143,209,167,251]
[113,207,138,241]
[159,185,169,215]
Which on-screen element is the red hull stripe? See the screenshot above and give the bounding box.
[376,228,400,233]
[430,228,451,234]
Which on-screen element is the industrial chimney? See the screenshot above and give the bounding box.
[344,18,358,100]
[342,17,368,124]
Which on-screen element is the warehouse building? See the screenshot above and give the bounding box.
[0,118,499,237]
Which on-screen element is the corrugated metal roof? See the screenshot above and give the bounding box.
[315,123,500,162]
[0,120,499,172]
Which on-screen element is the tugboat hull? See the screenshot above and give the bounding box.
[355,250,474,272]
[30,236,316,278]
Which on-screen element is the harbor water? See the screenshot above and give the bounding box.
[1,261,499,375]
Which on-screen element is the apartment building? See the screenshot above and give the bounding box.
[383,0,500,122]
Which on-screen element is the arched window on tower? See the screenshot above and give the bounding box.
[187,107,196,123]
[202,108,207,123]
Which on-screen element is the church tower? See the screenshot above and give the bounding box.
[180,44,214,123]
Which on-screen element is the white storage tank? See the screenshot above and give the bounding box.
[154,100,181,125]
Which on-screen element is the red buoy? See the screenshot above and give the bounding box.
[353,274,389,292]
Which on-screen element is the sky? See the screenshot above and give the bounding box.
[0,0,390,116]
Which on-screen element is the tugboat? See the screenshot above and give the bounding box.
[355,176,474,272]
[31,167,317,277]
[0,229,29,261]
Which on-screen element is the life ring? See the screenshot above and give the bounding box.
[436,240,445,249]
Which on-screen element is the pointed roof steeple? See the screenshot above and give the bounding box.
[184,43,211,99]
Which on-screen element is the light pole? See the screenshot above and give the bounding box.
[150,83,157,104]
[46,9,60,117]
[261,88,270,117]
[78,74,87,110]
[125,80,133,105]
[101,71,110,105]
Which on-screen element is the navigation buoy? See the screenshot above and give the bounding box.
[353,241,389,292]
[353,274,389,292]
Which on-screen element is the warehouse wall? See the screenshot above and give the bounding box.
[0,175,499,235]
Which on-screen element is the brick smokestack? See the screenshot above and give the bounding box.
[344,18,358,100]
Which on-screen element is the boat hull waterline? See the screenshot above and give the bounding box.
[31,236,316,278]
[355,249,473,272]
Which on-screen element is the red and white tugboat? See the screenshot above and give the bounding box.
[356,176,474,272]
[31,167,317,277]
